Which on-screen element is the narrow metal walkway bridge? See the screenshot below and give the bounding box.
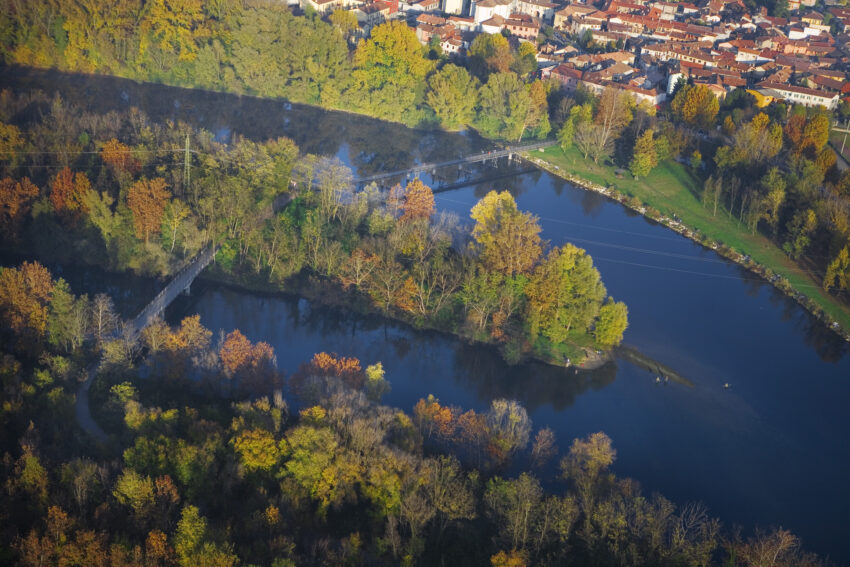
[76,245,218,442]
[125,245,218,340]
[354,140,557,185]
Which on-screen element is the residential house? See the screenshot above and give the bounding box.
[472,0,512,23]
[756,80,840,108]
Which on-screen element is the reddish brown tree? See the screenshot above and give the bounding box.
[127,178,170,243]
[219,329,253,376]
[50,167,91,221]
[0,261,55,353]
[219,329,278,392]
[400,179,435,222]
[0,177,39,240]
[101,138,140,174]
[291,352,365,391]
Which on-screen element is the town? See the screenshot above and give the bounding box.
[2,0,850,564]
[304,0,850,111]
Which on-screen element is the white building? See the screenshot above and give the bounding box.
[757,81,840,110]
[472,0,512,23]
[443,0,465,14]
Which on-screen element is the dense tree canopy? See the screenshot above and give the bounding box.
[470,191,542,277]
[671,84,719,129]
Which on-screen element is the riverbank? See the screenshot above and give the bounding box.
[200,263,614,371]
[525,146,850,343]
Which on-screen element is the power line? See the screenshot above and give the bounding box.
[0,147,837,283]
[434,194,830,279]
[592,256,823,289]
[435,194,686,243]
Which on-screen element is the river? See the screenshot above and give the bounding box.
[4,67,849,562]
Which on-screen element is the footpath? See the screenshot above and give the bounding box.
[523,151,850,344]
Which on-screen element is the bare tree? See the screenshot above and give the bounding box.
[90,293,118,344]
[531,427,557,468]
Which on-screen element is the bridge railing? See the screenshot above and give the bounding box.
[354,140,557,184]
[125,245,217,339]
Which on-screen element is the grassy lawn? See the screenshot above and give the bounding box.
[530,145,850,333]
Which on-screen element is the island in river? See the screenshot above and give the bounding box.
[1,69,849,563]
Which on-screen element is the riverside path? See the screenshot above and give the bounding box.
[75,246,218,441]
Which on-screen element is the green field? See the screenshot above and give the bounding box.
[529,145,850,333]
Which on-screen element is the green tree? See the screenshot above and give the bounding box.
[800,113,830,155]
[592,87,633,163]
[364,362,391,402]
[467,33,512,79]
[354,21,434,88]
[560,432,616,536]
[423,455,476,538]
[823,246,850,292]
[759,168,786,235]
[487,399,532,458]
[783,209,817,259]
[141,0,209,62]
[470,191,542,276]
[232,428,281,473]
[113,470,155,521]
[281,425,362,515]
[594,299,628,347]
[476,72,532,141]
[174,505,206,564]
[689,149,702,170]
[557,118,575,152]
[512,41,537,77]
[426,64,478,129]
[525,80,551,140]
[484,473,542,551]
[47,278,88,353]
[629,129,657,179]
[525,244,607,342]
[352,21,433,121]
[329,8,358,40]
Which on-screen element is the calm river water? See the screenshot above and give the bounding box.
[4,67,849,562]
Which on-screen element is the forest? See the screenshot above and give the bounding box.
[0,260,825,566]
[549,81,850,315]
[2,0,848,308]
[0,0,551,138]
[0,87,626,365]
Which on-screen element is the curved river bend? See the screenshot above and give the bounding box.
[5,67,848,562]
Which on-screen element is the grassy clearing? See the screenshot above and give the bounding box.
[531,145,850,333]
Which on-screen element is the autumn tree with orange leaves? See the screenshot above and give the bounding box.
[413,395,459,443]
[291,352,366,394]
[127,178,170,243]
[50,167,91,221]
[0,177,39,240]
[400,178,435,222]
[219,330,278,393]
[0,261,55,353]
[101,138,139,175]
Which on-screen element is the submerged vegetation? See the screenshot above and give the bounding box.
[0,265,824,565]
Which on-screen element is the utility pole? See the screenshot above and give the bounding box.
[184,133,192,200]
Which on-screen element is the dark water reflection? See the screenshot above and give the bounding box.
[0,251,158,319]
[5,68,850,562]
[0,66,493,180]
